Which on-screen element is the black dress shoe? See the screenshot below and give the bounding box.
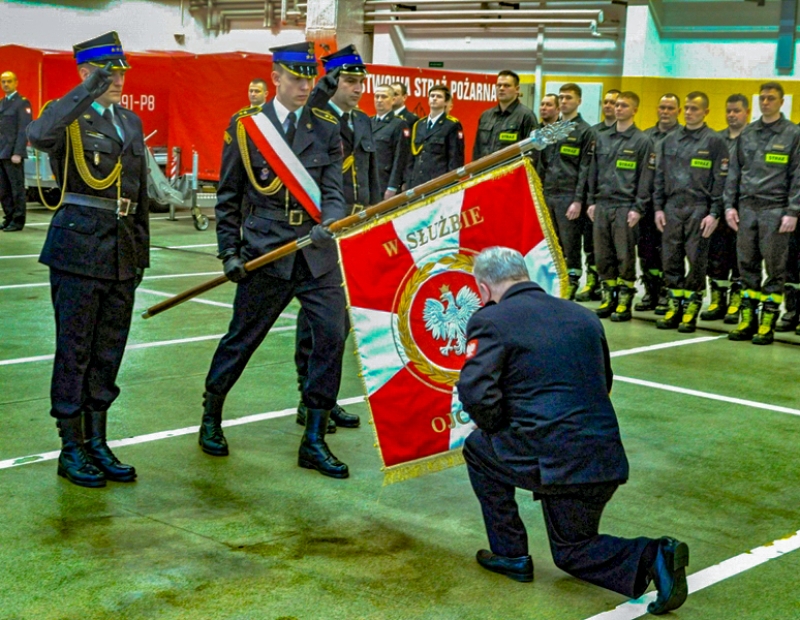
[476,549,533,582]
[2,223,23,232]
[648,537,689,615]
[330,404,360,428]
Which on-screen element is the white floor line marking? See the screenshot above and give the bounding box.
[0,395,366,470]
[584,529,800,620]
[615,375,800,417]
[0,272,222,292]
[151,243,217,250]
[611,335,726,358]
[137,288,297,321]
[22,222,49,227]
[0,326,296,367]
[0,254,39,260]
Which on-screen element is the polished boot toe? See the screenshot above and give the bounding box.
[475,549,533,582]
[330,404,360,428]
[647,537,689,615]
[57,445,106,488]
[85,438,136,482]
[199,391,229,456]
[299,408,349,478]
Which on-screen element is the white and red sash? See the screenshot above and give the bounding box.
[239,112,322,223]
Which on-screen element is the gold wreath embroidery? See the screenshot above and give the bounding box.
[397,253,476,388]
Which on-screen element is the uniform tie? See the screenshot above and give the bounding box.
[428,118,435,131]
[340,111,354,154]
[103,108,123,140]
[284,111,297,146]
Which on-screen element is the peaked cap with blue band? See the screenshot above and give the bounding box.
[321,45,367,76]
[270,42,318,78]
[73,31,130,70]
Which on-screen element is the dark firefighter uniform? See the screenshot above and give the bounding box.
[200,43,351,477]
[395,106,418,128]
[587,124,654,321]
[406,113,465,189]
[653,124,728,332]
[0,86,32,230]
[295,45,379,434]
[723,113,800,344]
[371,111,410,195]
[26,32,148,487]
[472,98,538,160]
[702,127,743,324]
[638,123,680,313]
[537,113,592,298]
[575,121,617,302]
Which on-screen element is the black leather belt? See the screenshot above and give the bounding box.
[65,192,138,216]
[250,206,311,226]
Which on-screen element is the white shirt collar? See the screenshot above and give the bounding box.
[5,91,16,100]
[327,101,346,117]
[395,106,406,115]
[272,97,302,126]
[428,112,444,125]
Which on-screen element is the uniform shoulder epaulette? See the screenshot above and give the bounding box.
[40,99,57,114]
[446,114,460,123]
[312,107,338,124]
[235,105,261,119]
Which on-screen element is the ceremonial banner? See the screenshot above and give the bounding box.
[337,158,566,483]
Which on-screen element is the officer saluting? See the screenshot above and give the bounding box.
[199,42,352,478]
[406,84,465,188]
[294,45,379,435]
[27,32,149,488]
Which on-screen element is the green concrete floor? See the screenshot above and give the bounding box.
[1,205,798,620]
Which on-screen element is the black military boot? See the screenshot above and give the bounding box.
[566,272,581,301]
[753,300,780,345]
[575,266,601,302]
[775,287,798,332]
[611,282,635,322]
[656,290,683,329]
[330,404,360,428]
[595,280,618,319]
[634,272,658,312]
[298,408,349,478]
[723,282,743,324]
[728,296,759,341]
[700,280,728,321]
[56,416,106,488]
[678,292,703,333]
[199,391,229,456]
[83,410,136,482]
[296,373,336,432]
[654,276,669,316]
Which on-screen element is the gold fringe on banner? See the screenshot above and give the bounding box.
[382,448,466,486]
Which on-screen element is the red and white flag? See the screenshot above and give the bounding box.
[337,159,566,483]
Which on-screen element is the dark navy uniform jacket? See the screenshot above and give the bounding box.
[27,83,149,281]
[406,114,465,189]
[329,104,381,209]
[0,92,32,159]
[395,107,419,127]
[371,113,410,194]
[457,281,629,487]
[215,99,346,280]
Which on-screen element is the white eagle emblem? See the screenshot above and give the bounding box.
[423,284,481,356]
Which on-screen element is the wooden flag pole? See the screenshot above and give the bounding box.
[141,121,572,320]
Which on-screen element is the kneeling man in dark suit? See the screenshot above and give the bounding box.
[457,246,688,615]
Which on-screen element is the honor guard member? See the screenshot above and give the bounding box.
[0,71,32,231]
[473,70,538,161]
[575,89,621,302]
[26,32,149,488]
[458,247,689,615]
[724,81,800,345]
[406,84,465,189]
[199,42,352,478]
[702,94,748,324]
[294,44,380,435]
[653,92,727,333]
[587,91,654,322]
[638,94,682,314]
[372,83,410,198]
[539,94,559,126]
[537,83,593,299]
[392,81,419,127]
